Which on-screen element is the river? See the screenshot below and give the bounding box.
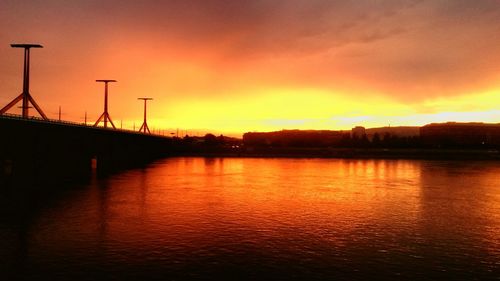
[1,157,499,280]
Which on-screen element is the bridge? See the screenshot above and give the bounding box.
[0,114,175,187]
[0,43,178,187]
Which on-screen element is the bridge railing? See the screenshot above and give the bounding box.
[0,113,167,137]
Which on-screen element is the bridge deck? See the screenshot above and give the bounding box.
[0,114,174,187]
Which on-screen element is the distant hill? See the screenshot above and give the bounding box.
[243,130,345,147]
[242,127,421,147]
[365,126,420,137]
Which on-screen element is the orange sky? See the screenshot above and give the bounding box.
[1,0,499,136]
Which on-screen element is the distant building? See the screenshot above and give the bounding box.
[351,126,366,138]
[420,122,500,147]
[243,130,343,147]
[365,126,420,139]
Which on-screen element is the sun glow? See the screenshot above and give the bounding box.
[144,88,500,136]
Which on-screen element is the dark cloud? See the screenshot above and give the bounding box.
[1,0,500,103]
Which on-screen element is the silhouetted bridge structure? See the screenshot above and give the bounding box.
[0,114,174,187]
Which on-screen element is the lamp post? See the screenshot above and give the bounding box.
[94,80,117,129]
[138,97,153,134]
[0,44,48,120]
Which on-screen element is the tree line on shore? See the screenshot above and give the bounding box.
[243,131,422,148]
[173,129,499,150]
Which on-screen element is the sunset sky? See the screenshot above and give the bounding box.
[1,0,499,136]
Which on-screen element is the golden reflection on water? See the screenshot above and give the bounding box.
[418,161,500,257]
[34,159,500,249]
[6,157,500,279]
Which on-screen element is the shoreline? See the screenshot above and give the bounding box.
[173,147,500,160]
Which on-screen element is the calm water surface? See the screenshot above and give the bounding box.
[1,157,499,280]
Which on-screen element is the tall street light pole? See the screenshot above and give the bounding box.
[138,97,153,134]
[94,80,117,129]
[0,44,48,120]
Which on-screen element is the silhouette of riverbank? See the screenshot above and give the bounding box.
[173,126,500,160]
